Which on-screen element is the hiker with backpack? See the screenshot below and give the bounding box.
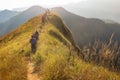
[30,35,37,53]
[42,13,47,24]
[42,10,50,24]
[33,31,39,40]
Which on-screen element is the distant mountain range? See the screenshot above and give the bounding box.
[0,6,45,36]
[0,10,19,23]
[0,6,120,47]
[52,7,120,46]
[103,19,118,24]
[64,1,120,23]
[12,7,28,12]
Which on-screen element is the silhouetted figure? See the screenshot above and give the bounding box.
[42,12,47,24]
[33,31,39,40]
[47,9,50,15]
[42,14,45,24]
[30,35,37,53]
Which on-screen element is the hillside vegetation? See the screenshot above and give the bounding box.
[0,12,120,80]
[52,7,120,46]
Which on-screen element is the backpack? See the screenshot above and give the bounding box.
[30,38,36,45]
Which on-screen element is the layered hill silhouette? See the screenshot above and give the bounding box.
[0,10,19,23]
[103,19,118,24]
[12,7,28,12]
[52,7,120,47]
[64,1,120,23]
[1,6,120,48]
[0,12,120,80]
[0,6,45,36]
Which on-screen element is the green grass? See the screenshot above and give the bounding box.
[31,14,120,80]
[0,54,27,80]
[0,15,43,80]
[0,13,120,80]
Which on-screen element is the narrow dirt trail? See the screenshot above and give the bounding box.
[27,23,44,80]
[27,62,40,80]
[27,12,50,80]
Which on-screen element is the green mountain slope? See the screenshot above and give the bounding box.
[0,13,120,80]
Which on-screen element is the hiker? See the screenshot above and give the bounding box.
[42,14,45,24]
[42,13,47,24]
[33,31,39,40]
[46,9,50,16]
[30,35,37,53]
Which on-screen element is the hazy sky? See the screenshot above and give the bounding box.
[0,0,85,10]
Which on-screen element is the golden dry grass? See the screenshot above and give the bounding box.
[0,12,120,80]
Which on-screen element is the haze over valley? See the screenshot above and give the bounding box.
[0,0,120,80]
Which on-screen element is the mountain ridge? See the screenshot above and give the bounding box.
[0,9,19,23]
[64,1,120,23]
[52,7,120,46]
[0,6,46,36]
[0,12,120,80]
[1,6,120,47]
